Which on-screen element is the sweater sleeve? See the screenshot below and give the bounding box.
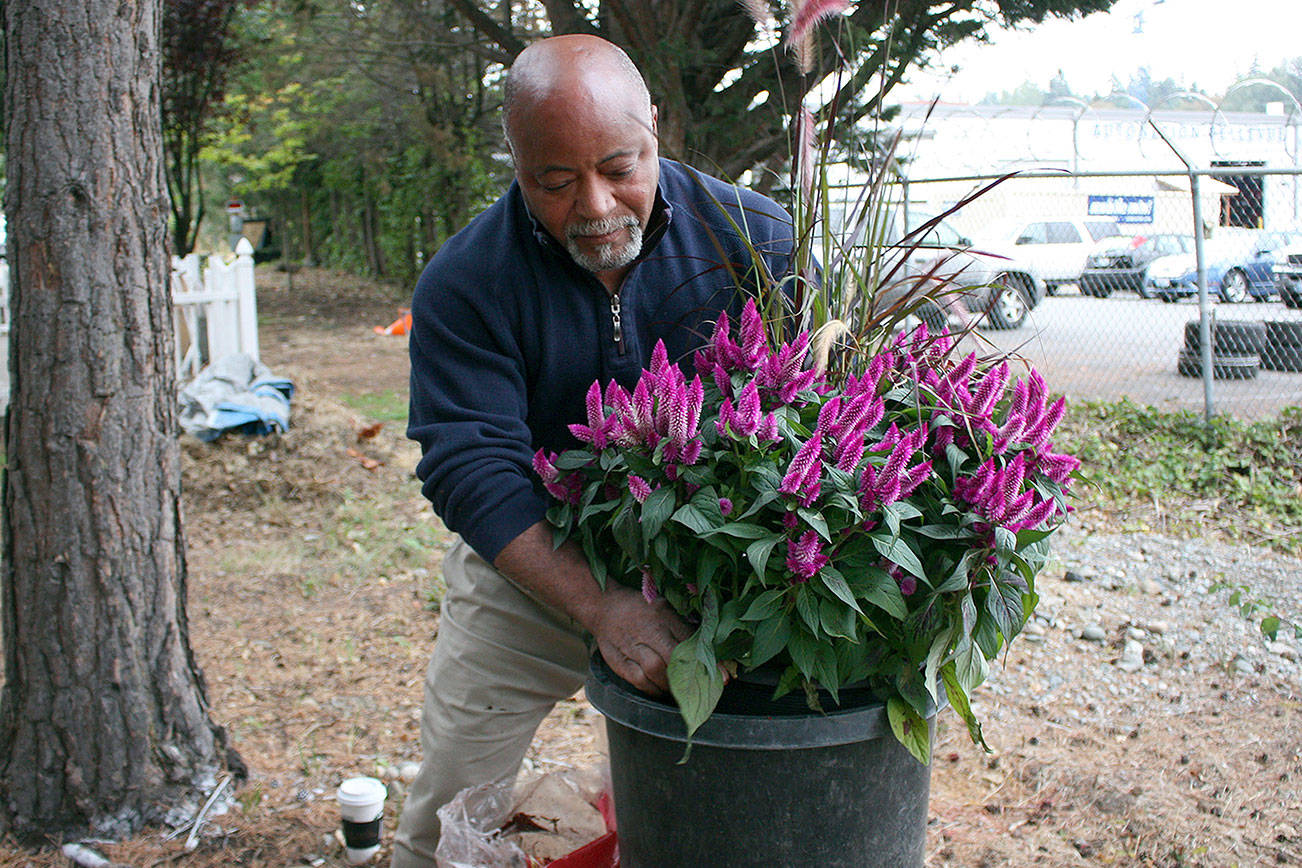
[406,251,547,563]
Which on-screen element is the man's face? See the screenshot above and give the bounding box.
[510,96,659,278]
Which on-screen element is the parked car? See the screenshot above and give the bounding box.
[823,207,1046,330]
[970,217,1122,293]
[1147,230,1302,303]
[1079,233,1194,298]
[1273,240,1302,308]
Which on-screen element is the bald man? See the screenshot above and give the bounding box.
[396,35,792,865]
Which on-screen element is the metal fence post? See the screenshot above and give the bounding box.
[1189,174,1214,421]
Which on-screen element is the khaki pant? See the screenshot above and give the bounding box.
[391,538,590,868]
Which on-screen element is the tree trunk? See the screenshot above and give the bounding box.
[1,0,229,842]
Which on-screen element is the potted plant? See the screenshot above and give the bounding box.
[531,6,1080,867]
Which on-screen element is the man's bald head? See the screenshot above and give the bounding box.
[502,35,653,154]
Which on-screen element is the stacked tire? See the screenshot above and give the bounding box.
[1262,320,1302,372]
[1176,319,1264,380]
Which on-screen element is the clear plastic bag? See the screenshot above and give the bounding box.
[434,770,609,868]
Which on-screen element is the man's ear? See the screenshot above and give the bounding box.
[651,104,659,140]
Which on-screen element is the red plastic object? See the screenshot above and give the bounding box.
[541,831,618,868]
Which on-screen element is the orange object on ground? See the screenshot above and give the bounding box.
[374,310,412,336]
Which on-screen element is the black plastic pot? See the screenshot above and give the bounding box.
[585,655,937,868]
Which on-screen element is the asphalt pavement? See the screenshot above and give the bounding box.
[968,288,1302,420]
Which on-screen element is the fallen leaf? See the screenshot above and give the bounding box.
[357,422,384,441]
[346,447,382,471]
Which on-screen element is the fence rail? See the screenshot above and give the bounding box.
[0,238,259,411]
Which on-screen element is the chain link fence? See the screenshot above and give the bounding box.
[894,167,1302,421]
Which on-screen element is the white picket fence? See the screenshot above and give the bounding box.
[0,237,259,411]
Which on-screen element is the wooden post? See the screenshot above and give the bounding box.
[234,238,259,361]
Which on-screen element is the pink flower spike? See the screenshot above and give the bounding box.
[757,412,780,443]
[532,449,560,483]
[970,362,1010,419]
[719,497,734,516]
[816,396,842,436]
[738,299,767,367]
[650,340,671,381]
[898,575,918,596]
[631,377,655,440]
[1039,451,1080,485]
[584,380,604,430]
[641,569,661,603]
[780,430,824,497]
[897,460,933,500]
[785,530,829,581]
[736,382,762,435]
[784,0,850,60]
[628,475,652,504]
[834,433,866,473]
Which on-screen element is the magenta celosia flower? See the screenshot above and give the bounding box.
[719,497,734,516]
[955,452,1063,533]
[533,448,581,505]
[569,380,618,449]
[780,430,824,506]
[785,530,828,581]
[858,427,931,514]
[641,569,660,603]
[736,299,769,369]
[628,475,652,503]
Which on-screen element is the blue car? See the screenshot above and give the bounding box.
[1145,230,1302,302]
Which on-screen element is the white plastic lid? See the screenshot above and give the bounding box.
[336,776,387,808]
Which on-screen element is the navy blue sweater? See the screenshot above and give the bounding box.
[407,159,793,562]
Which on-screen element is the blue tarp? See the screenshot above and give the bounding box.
[178,353,294,441]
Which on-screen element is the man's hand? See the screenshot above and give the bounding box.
[493,521,693,695]
[590,583,694,695]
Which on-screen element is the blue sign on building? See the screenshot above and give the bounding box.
[1087,195,1155,224]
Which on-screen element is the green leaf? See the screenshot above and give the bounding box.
[795,586,822,635]
[739,588,785,622]
[554,451,592,471]
[847,567,908,621]
[797,508,830,541]
[924,623,959,703]
[940,663,986,751]
[953,636,990,692]
[819,596,859,640]
[578,498,619,525]
[671,502,713,535]
[1260,615,1281,641]
[993,525,1017,554]
[887,697,931,766]
[744,535,781,579]
[817,567,864,615]
[787,626,820,680]
[640,486,677,543]
[668,636,725,742]
[705,522,769,539]
[872,534,926,580]
[749,613,791,668]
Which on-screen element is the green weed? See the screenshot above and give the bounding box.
[341,390,408,423]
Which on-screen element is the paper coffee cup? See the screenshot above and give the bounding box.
[336,776,387,865]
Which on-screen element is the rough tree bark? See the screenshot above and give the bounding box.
[1,0,230,841]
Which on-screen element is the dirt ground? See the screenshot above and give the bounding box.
[2,265,1299,867]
